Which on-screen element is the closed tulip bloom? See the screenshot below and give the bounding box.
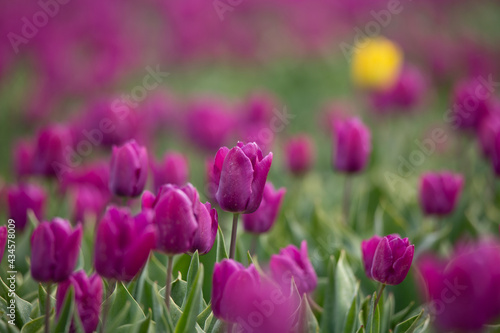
[270,241,317,295]
[417,240,500,331]
[12,140,34,179]
[419,172,463,216]
[109,140,148,197]
[70,185,109,224]
[214,142,273,214]
[333,118,371,173]
[144,183,217,255]
[56,271,103,333]
[0,226,6,264]
[284,135,315,176]
[94,206,157,281]
[361,234,414,285]
[479,112,500,158]
[7,184,46,230]
[451,79,491,130]
[31,218,82,283]
[243,183,285,234]
[492,131,500,176]
[152,152,189,192]
[33,124,73,177]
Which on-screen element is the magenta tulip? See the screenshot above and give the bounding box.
[419,172,463,216]
[33,124,73,177]
[109,140,148,197]
[332,117,371,173]
[284,135,316,176]
[151,152,189,192]
[0,226,6,264]
[7,184,46,230]
[243,183,285,234]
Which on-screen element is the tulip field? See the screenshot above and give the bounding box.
[1,1,500,333]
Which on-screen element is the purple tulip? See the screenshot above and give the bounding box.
[12,140,34,179]
[59,161,110,195]
[109,140,148,197]
[30,218,82,283]
[284,135,316,176]
[56,270,103,333]
[492,131,500,176]
[243,183,285,234]
[478,111,500,158]
[212,259,299,332]
[212,142,273,214]
[270,241,317,295]
[70,185,109,224]
[0,226,6,264]
[361,234,414,285]
[94,206,156,281]
[332,117,371,173]
[419,172,463,216]
[450,79,492,130]
[417,240,500,331]
[151,152,189,192]
[7,184,46,231]
[143,183,218,255]
[33,124,73,177]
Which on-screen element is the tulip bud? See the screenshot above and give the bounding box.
[419,172,463,216]
[7,184,46,230]
[33,124,73,177]
[109,140,148,197]
[94,206,157,281]
[284,135,315,176]
[492,131,500,176]
[31,218,82,282]
[0,226,6,264]
[12,140,34,179]
[212,259,299,331]
[151,152,189,192]
[479,112,500,158]
[148,183,217,255]
[56,270,103,333]
[70,185,109,224]
[451,79,491,130]
[270,241,317,295]
[243,183,285,234]
[213,142,273,214]
[332,118,371,173]
[361,234,414,285]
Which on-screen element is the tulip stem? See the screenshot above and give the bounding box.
[373,283,386,312]
[165,255,174,310]
[342,176,352,225]
[99,279,116,333]
[250,234,259,256]
[44,283,52,333]
[229,214,240,259]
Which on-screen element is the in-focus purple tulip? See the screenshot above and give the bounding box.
[419,172,463,216]
[32,124,73,177]
[94,206,156,281]
[212,142,273,214]
[70,185,109,224]
[361,234,414,285]
[143,183,218,255]
[109,139,148,197]
[151,152,189,192]
[450,79,492,130]
[417,240,500,332]
[270,241,317,295]
[243,183,285,234]
[284,135,316,176]
[0,226,6,264]
[332,117,371,173]
[212,259,299,332]
[7,184,46,230]
[30,218,82,283]
[56,270,103,333]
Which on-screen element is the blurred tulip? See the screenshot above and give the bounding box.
[12,140,34,179]
[243,183,285,234]
[419,172,463,216]
[0,226,6,264]
[478,110,500,158]
[212,142,273,214]
[59,161,110,194]
[270,241,317,295]
[450,79,492,130]
[284,135,315,176]
[56,270,103,333]
[109,140,148,197]
[417,239,500,331]
[7,184,46,230]
[144,183,217,255]
[332,118,371,173]
[492,131,500,176]
[361,234,414,285]
[151,152,189,192]
[94,206,157,281]
[33,124,73,177]
[212,259,299,332]
[70,185,109,224]
[30,218,82,283]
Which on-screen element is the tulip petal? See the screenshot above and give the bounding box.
[371,237,393,284]
[246,152,273,213]
[31,223,56,282]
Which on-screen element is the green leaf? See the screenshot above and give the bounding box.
[320,256,336,332]
[0,276,33,328]
[391,301,415,328]
[107,282,146,329]
[152,282,174,333]
[381,293,394,333]
[394,309,424,333]
[196,303,212,328]
[366,292,380,333]
[343,282,359,333]
[298,295,320,332]
[54,287,75,333]
[333,251,357,333]
[116,309,152,333]
[199,226,227,304]
[20,315,44,333]
[174,264,204,333]
[182,251,200,309]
